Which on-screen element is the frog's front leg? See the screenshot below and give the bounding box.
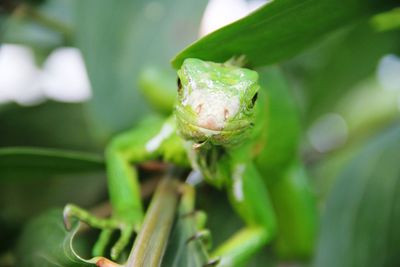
[211,162,277,267]
[64,117,179,260]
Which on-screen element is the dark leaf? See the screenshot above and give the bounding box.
[0,147,103,180]
[172,0,395,68]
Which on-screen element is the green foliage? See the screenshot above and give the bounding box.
[286,22,400,121]
[74,0,208,138]
[15,209,94,267]
[314,123,400,267]
[0,147,103,180]
[162,186,209,267]
[0,102,100,151]
[172,0,395,68]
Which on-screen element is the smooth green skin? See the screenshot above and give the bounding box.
[64,59,317,266]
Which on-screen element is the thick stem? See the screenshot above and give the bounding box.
[125,176,180,267]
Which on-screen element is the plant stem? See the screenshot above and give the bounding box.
[14,4,73,43]
[125,175,180,267]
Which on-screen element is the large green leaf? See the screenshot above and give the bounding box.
[314,122,400,267]
[75,0,208,139]
[0,147,103,179]
[172,0,395,69]
[0,102,101,151]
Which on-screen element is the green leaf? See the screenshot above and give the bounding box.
[0,147,104,179]
[371,7,400,32]
[75,0,208,138]
[287,22,400,121]
[162,185,209,267]
[0,102,101,151]
[172,0,395,69]
[314,122,400,267]
[15,209,96,267]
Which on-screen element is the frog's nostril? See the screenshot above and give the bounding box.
[224,108,229,120]
[195,104,203,114]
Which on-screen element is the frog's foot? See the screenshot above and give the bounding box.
[63,204,136,260]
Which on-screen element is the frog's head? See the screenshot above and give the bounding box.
[175,58,260,147]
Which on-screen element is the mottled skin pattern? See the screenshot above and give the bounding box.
[64,58,317,267]
[176,59,259,146]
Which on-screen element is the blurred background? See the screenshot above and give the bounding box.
[0,0,399,266]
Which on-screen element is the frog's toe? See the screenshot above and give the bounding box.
[63,204,139,259]
[186,229,212,249]
[92,228,114,256]
[110,225,135,260]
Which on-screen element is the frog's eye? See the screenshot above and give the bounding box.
[177,78,182,94]
[251,92,258,107]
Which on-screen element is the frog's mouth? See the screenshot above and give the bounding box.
[182,120,249,135]
[174,104,254,146]
[175,116,252,147]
